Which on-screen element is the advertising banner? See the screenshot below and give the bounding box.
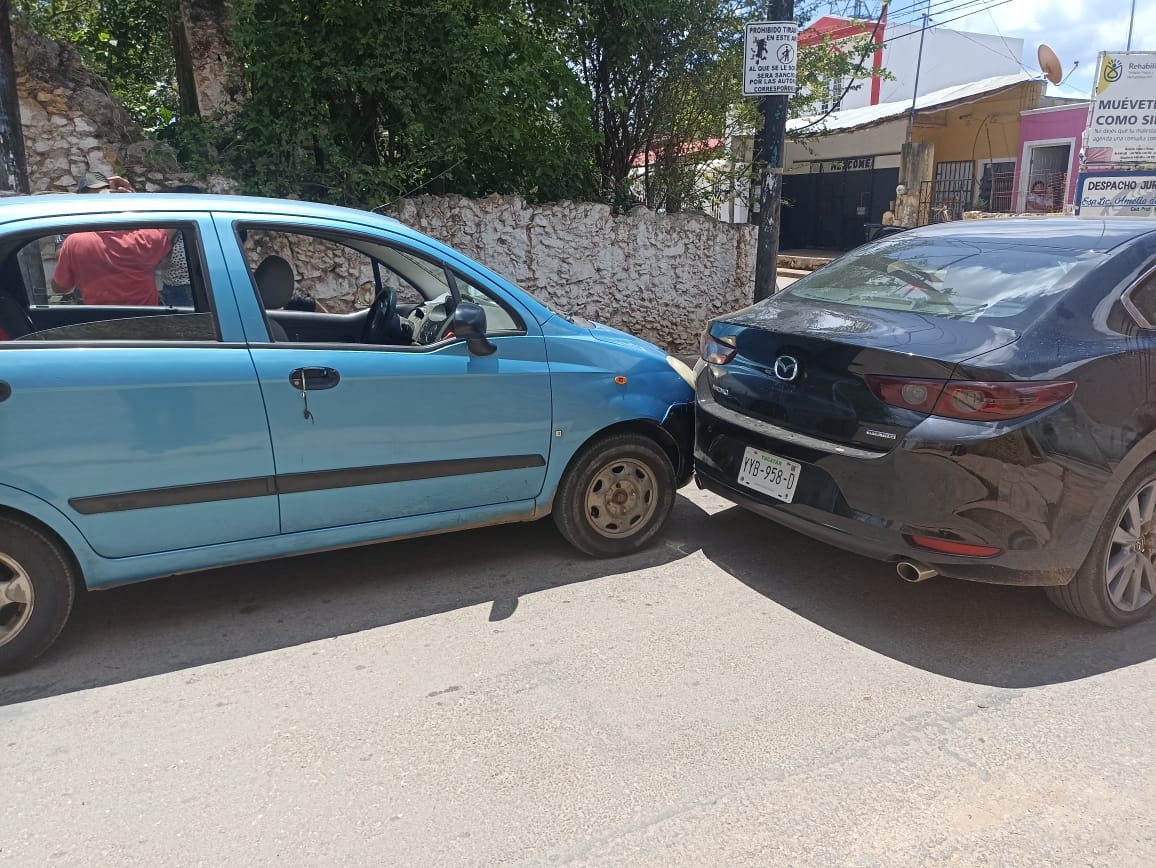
[1076,171,1156,220]
[1084,52,1156,163]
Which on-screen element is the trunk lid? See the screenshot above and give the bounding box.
[704,298,1019,450]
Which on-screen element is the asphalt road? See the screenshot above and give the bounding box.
[4,486,1156,867]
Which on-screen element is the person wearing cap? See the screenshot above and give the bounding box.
[54,173,137,260]
[52,172,174,306]
[77,172,135,194]
[52,227,175,306]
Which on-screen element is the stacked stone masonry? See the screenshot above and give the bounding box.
[385,196,756,353]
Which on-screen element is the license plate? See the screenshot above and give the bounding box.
[736,446,801,503]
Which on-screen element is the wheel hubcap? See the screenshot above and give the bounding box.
[584,458,658,539]
[1105,481,1156,613]
[0,552,35,649]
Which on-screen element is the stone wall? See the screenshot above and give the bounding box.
[13,25,231,194]
[246,196,756,353]
[385,195,756,353]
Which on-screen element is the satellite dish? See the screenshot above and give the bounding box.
[1038,44,1063,85]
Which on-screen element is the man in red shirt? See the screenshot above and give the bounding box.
[52,227,175,306]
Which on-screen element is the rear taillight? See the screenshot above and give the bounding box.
[700,329,736,365]
[865,375,1076,422]
[909,535,1002,558]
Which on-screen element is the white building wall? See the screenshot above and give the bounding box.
[838,24,1023,111]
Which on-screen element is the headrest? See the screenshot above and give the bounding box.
[254,255,294,310]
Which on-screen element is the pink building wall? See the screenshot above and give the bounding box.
[1013,104,1087,210]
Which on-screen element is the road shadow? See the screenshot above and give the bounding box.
[697,503,1156,689]
[0,497,711,706]
[7,492,1154,703]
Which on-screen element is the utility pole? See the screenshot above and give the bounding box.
[752,0,795,303]
[1126,0,1136,50]
[905,0,930,144]
[0,0,29,195]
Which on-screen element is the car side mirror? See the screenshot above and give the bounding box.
[450,300,496,356]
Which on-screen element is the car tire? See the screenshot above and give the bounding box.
[0,517,76,673]
[1046,461,1156,627]
[552,433,676,558]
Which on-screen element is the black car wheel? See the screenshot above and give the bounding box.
[1047,462,1156,627]
[0,517,76,673]
[553,433,675,558]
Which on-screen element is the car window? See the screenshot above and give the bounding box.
[784,236,1102,323]
[234,223,523,349]
[20,227,200,308]
[1122,262,1156,329]
[455,272,523,333]
[238,228,426,312]
[4,225,220,343]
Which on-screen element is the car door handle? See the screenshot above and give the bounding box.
[289,367,341,391]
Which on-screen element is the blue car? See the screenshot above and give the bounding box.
[0,193,694,671]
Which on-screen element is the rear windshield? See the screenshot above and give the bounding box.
[784,236,1102,322]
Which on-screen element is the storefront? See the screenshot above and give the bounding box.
[780,156,900,250]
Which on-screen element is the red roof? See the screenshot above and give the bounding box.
[631,137,725,169]
[799,15,873,47]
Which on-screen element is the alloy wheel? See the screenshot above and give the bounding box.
[0,552,35,649]
[1105,480,1156,612]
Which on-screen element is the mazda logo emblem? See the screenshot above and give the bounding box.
[773,355,799,382]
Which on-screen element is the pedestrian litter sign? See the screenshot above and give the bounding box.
[743,21,798,96]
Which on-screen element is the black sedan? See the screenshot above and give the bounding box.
[694,218,1156,626]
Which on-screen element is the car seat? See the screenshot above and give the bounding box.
[253,255,293,342]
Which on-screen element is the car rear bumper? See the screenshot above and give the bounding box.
[695,396,1095,587]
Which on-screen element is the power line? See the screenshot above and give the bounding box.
[793,2,890,134]
[792,0,1023,136]
[883,0,1004,26]
[950,24,1023,68]
[883,0,1021,43]
[821,0,994,26]
[821,0,1015,32]
[984,3,1022,63]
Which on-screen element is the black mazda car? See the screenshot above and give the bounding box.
[694,218,1156,626]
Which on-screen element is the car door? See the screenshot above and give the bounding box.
[213,213,553,534]
[0,210,280,559]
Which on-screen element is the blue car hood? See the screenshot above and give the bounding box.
[579,317,668,359]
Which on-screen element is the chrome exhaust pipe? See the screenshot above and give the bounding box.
[896,560,938,583]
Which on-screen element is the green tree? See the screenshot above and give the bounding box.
[554,0,736,205]
[554,0,886,212]
[13,0,178,131]
[227,0,597,206]
[641,2,889,213]
[12,0,885,210]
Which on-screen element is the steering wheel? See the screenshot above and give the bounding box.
[361,262,411,345]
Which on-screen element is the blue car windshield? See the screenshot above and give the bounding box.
[783,236,1103,322]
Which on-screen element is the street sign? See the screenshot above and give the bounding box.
[743,21,798,96]
[1084,52,1156,163]
[1076,170,1156,220]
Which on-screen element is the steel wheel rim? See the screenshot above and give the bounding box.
[0,552,35,649]
[1104,480,1156,613]
[583,457,659,540]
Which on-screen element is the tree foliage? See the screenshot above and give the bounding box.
[13,0,886,210]
[13,0,178,131]
[555,0,737,205]
[227,0,598,206]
